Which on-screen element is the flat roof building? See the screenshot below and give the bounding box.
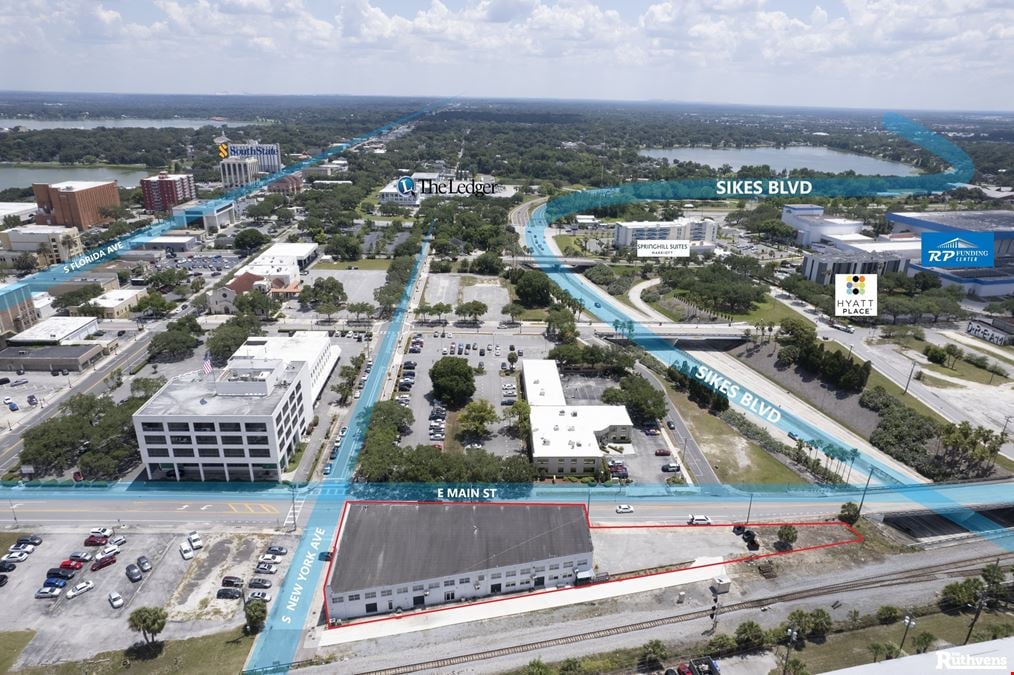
[260,242,318,268]
[520,359,567,406]
[802,250,908,286]
[137,235,200,253]
[141,172,197,212]
[132,332,339,482]
[0,343,104,373]
[220,156,260,190]
[9,316,98,345]
[781,204,864,247]
[0,224,83,266]
[326,503,593,622]
[0,202,38,224]
[74,288,146,319]
[613,218,718,248]
[33,180,120,230]
[171,199,237,232]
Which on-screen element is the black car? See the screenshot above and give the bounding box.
[222,576,244,588]
[666,420,676,430]
[217,587,242,600]
[47,568,75,580]
[0,562,15,572]
[0,574,7,587]
[397,383,412,391]
[329,448,338,460]
[266,545,288,556]
[402,361,416,370]
[125,564,142,582]
[249,578,272,589]
[16,535,42,546]
[732,525,746,536]
[136,556,152,573]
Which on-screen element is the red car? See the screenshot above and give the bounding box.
[59,560,83,570]
[91,555,116,572]
[654,448,671,456]
[84,534,108,547]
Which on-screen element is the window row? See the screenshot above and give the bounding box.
[140,421,268,433]
[145,447,272,459]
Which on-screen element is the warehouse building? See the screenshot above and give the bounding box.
[9,316,98,345]
[0,202,38,225]
[132,332,340,482]
[781,204,864,247]
[326,502,593,622]
[0,343,104,373]
[137,234,201,253]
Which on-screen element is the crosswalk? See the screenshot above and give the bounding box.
[283,495,306,528]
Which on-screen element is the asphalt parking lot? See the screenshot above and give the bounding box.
[423,275,459,305]
[304,268,387,307]
[0,528,298,669]
[590,526,752,576]
[396,328,554,455]
[460,279,510,321]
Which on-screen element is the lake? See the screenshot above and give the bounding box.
[0,164,152,190]
[0,118,262,130]
[639,145,919,176]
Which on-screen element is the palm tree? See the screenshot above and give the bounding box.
[868,642,885,663]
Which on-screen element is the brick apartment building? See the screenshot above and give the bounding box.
[33,180,121,230]
[141,172,197,212]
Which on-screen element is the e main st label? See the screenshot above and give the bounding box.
[436,487,499,499]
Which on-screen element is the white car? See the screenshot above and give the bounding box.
[249,591,272,603]
[187,531,204,550]
[2,551,28,563]
[90,527,114,538]
[615,504,634,514]
[99,544,120,558]
[258,554,281,564]
[179,543,194,560]
[66,580,95,599]
[688,515,712,525]
[109,535,127,546]
[108,591,124,608]
[8,543,35,554]
[1,397,11,405]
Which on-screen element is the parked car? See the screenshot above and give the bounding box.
[35,587,61,599]
[179,543,194,560]
[108,591,124,608]
[688,515,712,525]
[258,554,281,564]
[249,591,272,603]
[109,535,127,546]
[125,564,142,582]
[217,587,242,600]
[26,395,37,406]
[255,563,278,574]
[136,555,152,573]
[323,463,333,476]
[47,568,75,580]
[666,419,676,430]
[249,578,272,589]
[661,463,681,472]
[69,551,92,562]
[16,535,42,546]
[99,544,120,558]
[1,552,28,564]
[615,504,634,514]
[84,534,108,546]
[43,577,67,588]
[187,531,204,550]
[66,580,94,599]
[222,576,244,588]
[90,527,114,538]
[266,545,288,556]
[8,543,34,554]
[654,448,671,456]
[91,556,116,571]
[0,562,16,572]
[11,379,27,386]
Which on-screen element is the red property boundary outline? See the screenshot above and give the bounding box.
[322,500,864,630]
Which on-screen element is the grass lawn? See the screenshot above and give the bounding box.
[648,297,686,322]
[443,411,464,453]
[995,454,1014,474]
[917,372,962,389]
[792,610,1013,674]
[922,359,1010,386]
[663,385,806,485]
[15,627,256,675]
[312,259,391,271]
[732,294,810,325]
[0,531,23,552]
[0,631,35,674]
[959,342,1014,368]
[553,234,578,251]
[822,342,950,426]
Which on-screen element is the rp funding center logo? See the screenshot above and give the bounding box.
[835,274,878,317]
[396,176,416,196]
[922,231,995,268]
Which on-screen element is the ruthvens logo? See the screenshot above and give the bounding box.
[835,274,878,317]
[935,650,1007,670]
[396,176,416,196]
[922,231,995,268]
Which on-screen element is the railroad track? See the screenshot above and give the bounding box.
[357,552,1014,675]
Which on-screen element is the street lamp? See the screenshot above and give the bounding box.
[782,626,799,675]
[900,615,916,650]
[8,498,17,525]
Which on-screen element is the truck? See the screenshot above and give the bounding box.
[689,656,721,675]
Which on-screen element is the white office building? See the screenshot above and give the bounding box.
[326,503,593,621]
[220,156,261,189]
[521,359,633,476]
[226,142,283,174]
[9,316,98,345]
[132,332,340,482]
[781,204,864,247]
[172,199,237,232]
[612,218,718,248]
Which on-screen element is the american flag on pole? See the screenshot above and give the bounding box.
[202,354,213,375]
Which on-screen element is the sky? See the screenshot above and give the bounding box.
[1,0,1013,111]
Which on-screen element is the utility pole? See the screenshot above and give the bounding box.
[8,498,16,525]
[900,615,916,651]
[857,466,874,517]
[782,625,799,675]
[964,596,986,645]
[903,361,917,395]
[745,493,754,525]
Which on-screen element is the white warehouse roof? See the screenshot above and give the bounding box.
[521,359,567,407]
[531,405,633,459]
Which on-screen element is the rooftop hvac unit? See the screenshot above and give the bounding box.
[553,425,559,431]
[533,378,539,384]
[558,409,565,416]
[567,426,575,431]
[542,438,550,445]
[571,411,578,417]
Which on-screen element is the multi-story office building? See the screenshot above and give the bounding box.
[219,157,261,189]
[141,172,197,212]
[32,180,121,230]
[801,250,906,285]
[0,225,83,266]
[0,283,39,335]
[612,218,718,248]
[171,199,237,232]
[132,332,340,482]
[781,204,864,247]
[226,142,282,173]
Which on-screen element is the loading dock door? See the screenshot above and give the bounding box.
[413,595,425,607]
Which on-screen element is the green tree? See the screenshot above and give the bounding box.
[134,293,174,317]
[838,501,861,525]
[2,213,22,229]
[777,524,799,549]
[325,233,362,261]
[522,660,552,675]
[128,607,168,644]
[600,375,666,425]
[459,400,499,438]
[640,639,668,669]
[787,609,812,635]
[868,642,886,662]
[12,252,38,273]
[876,605,901,624]
[734,619,765,648]
[234,291,281,318]
[206,314,262,364]
[507,351,519,367]
[147,330,198,361]
[507,399,531,437]
[130,377,167,399]
[501,302,525,323]
[516,270,553,307]
[941,578,985,610]
[911,631,935,653]
[807,608,833,637]
[784,658,810,675]
[245,599,268,634]
[429,357,476,408]
[707,633,737,654]
[234,228,269,252]
[981,562,1007,604]
[347,301,376,320]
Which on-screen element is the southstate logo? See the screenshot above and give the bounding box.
[218,143,229,159]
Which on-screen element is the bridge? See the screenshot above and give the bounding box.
[589,322,750,340]
[516,255,612,269]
